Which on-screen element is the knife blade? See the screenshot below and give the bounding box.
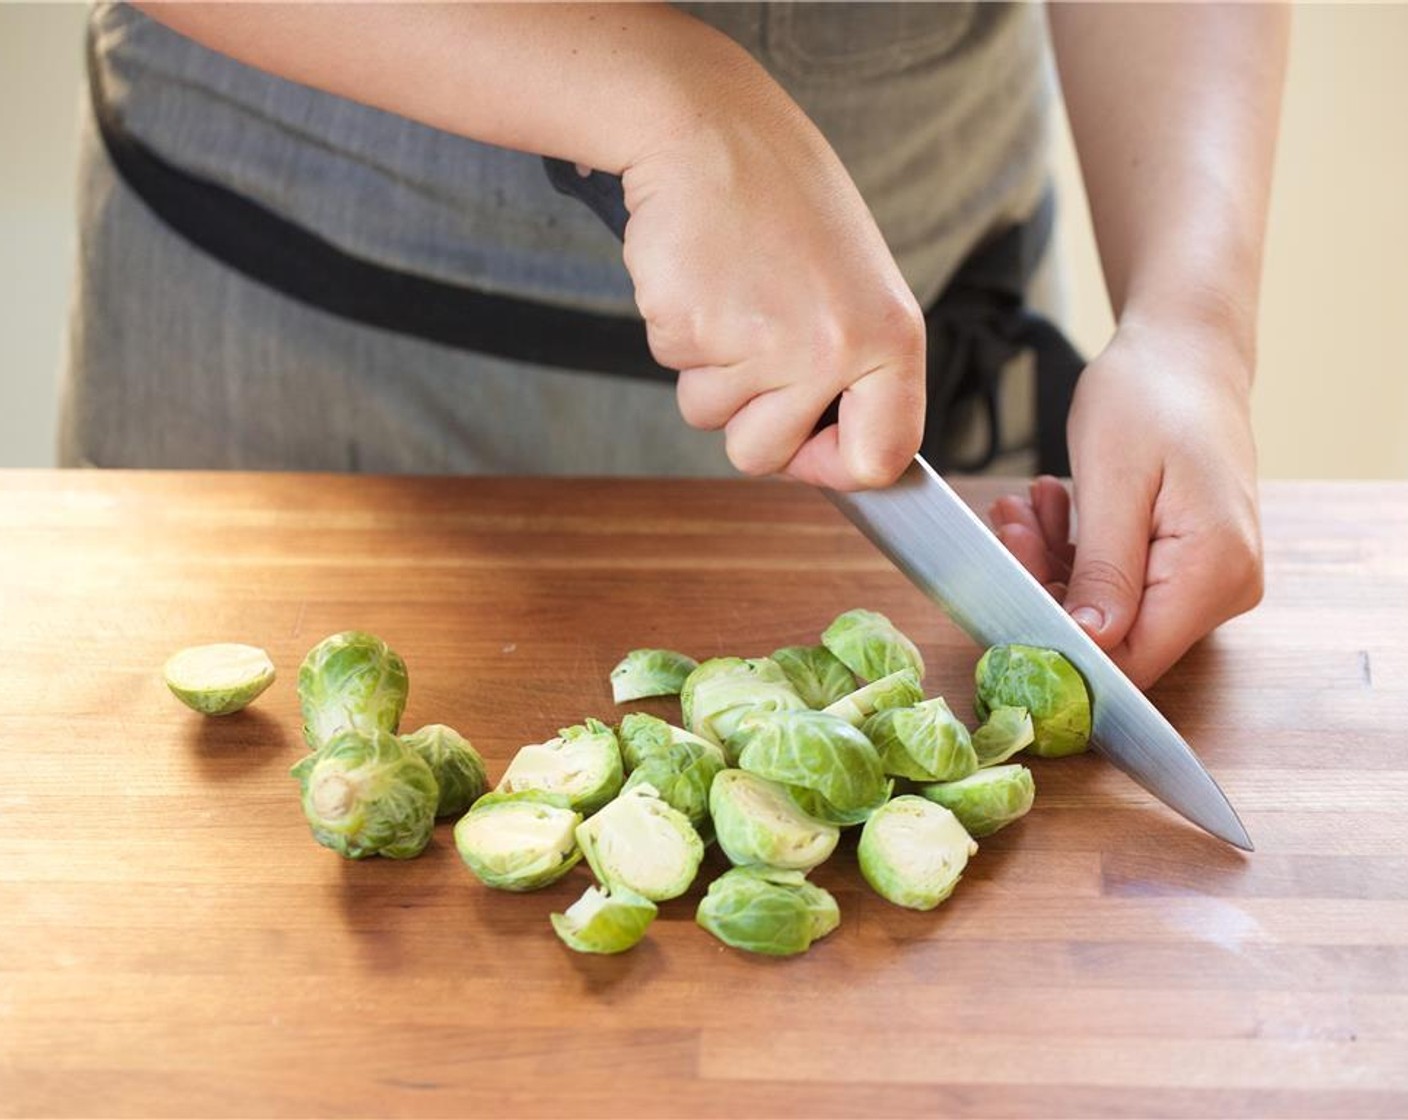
[543,158,1252,850]
[827,457,1252,850]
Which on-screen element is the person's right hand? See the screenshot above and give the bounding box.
[619,67,926,491]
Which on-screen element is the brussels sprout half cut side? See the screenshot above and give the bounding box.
[497,718,624,815]
[164,642,276,716]
[453,791,583,892]
[858,795,977,910]
[710,769,840,872]
[575,784,704,902]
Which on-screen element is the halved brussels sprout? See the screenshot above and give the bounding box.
[550,884,657,955]
[399,724,487,818]
[863,696,978,783]
[822,669,923,727]
[622,737,726,834]
[297,631,408,751]
[975,645,1091,758]
[680,657,808,760]
[858,795,977,910]
[821,608,925,683]
[710,769,839,872]
[289,729,438,860]
[575,783,704,902]
[617,712,719,772]
[919,764,1036,838]
[696,866,840,956]
[453,790,583,891]
[732,709,890,827]
[770,645,856,709]
[496,718,623,815]
[609,649,698,704]
[972,706,1035,767]
[163,642,276,716]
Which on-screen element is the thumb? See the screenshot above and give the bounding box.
[1063,481,1153,651]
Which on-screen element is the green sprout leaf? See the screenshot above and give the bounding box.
[696,866,840,956]
[770,645,856,709]
[680,657,809,761]
[297,631,408,751]
[975,645,1091,758]
[550,884,658,954]
[609,649,699,704]
[919,764,1036,838]
[822,668,923,727]
[971,706,1035,767]
[399,724,488,818]
[821,608,925,683]
[863,696,978,782]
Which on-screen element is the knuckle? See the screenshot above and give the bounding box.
[850,442,913,489]
[1073,556,1142,607]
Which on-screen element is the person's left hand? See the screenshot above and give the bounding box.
[988,316,1265,689]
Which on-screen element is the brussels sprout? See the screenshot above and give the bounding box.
[863,696,978,783]
[972,706,1035,767]
[497,718,623,815]
[821,608,925,683]
[710,769,839,872]
[289,729,438,860]
[770,645,856,709]
[163,643,276,716]
[732,710,890,827]
[550,884,657,955]
[399,724,487,817]
[919,764,1036,838]
[822,669,923,728]
[617,711,720,772]
[696,866,840,956]
[575,784,704,902]
[680,657,808,760]
[858,795,977,910]
[622,737,726,834]
[453,790,583,891]
[975,645,1091,758]
[609,649,698,704]
[297,631,409,751]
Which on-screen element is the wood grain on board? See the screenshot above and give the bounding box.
[2,471,1405,1118]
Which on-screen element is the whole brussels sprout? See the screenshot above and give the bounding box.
[399,724,487,817]
[609,649,698,704]
[575,784,705,902]
[710,769,839,872]
[163,642,276,716]
[289,729,438,860]
[972,706,1035,768]
[822,669,923,728]
[975,645,1091,758]
[858,795,976,910]
[732,709,890,827]
[622,737,726,834]
[617,712,720,772]
[919,764,1036,838]
[297,631,409,751]
[453,790,583,891]
[551,884,657,955]
[497,718,623,815]
[863,696,978,783]
[821,608,925,683]
[696,866,840,956]
[680,657,808,760]
[770,645,856,709]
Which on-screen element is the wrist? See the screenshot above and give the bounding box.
[1116,285,1259,395]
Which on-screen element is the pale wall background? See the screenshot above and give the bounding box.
[2,3,1406,476]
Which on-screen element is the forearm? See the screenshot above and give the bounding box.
[133,2,760,173]
[1049,3,1290,374]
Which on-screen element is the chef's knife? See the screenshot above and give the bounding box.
[546,159,1253,851]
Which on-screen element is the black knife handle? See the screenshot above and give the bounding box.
[543,157,629,241]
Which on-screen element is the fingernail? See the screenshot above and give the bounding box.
[1071,606,1104,634]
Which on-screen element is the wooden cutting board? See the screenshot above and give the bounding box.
[2,471,1405,1118]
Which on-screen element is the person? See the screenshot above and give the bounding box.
[65,2,1288,688]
